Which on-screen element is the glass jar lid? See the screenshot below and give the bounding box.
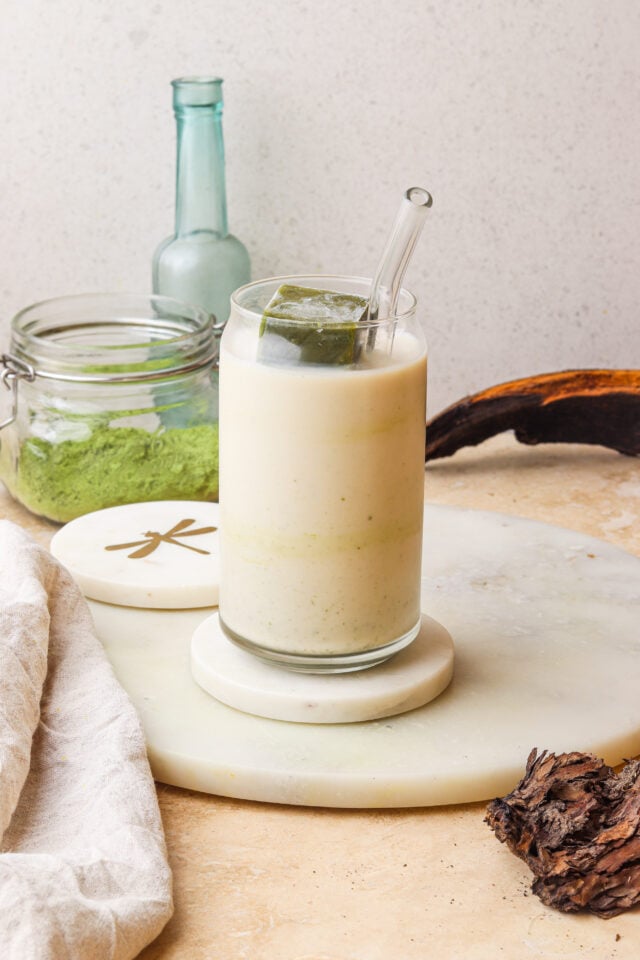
[8,293,219,384]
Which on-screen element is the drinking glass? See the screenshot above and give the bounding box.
[218,275,427,673]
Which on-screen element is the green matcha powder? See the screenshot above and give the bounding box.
[17,423,219,523]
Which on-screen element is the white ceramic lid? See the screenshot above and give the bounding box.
[50,500,220,609]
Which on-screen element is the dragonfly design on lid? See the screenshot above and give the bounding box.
[105,518,217,559]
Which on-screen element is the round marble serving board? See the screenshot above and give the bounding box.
[88,504,640,808]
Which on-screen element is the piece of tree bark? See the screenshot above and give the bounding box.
[485,749,640,918]
[425,369,640,461]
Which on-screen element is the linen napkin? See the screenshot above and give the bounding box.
[0,520,173,959]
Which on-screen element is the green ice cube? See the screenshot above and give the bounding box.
[258,284,368,365]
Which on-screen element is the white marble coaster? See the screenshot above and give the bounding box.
[51,500,220,608]
[190,613,455,723]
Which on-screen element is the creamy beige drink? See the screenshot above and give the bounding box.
[219,278,427,670]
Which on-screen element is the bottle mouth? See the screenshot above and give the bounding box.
[172,77,223,109]
[10,293,218,383]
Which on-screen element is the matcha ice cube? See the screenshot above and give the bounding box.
[258,284,368,365]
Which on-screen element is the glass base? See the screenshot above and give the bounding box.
[218,616,422,674]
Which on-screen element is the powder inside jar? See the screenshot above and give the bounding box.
[16,422,219,523]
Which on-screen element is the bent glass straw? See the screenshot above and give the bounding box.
[366,186,433,328]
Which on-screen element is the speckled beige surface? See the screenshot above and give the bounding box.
[2,433,640,958]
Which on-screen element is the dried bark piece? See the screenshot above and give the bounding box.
[425,369,640,461]
[486,749,640,918]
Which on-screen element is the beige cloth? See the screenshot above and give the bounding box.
[0,521,173,959]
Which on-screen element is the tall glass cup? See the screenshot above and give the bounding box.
[219,276,427,673]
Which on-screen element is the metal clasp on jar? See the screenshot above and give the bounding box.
[0,353,36,430]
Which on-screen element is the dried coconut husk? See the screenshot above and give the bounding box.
[425,369,640,461]
[485,749,640,918]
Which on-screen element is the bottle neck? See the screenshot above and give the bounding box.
[174,105,228,238]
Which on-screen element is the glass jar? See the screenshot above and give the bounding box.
[0,293,220,523]
[218,275,428,673]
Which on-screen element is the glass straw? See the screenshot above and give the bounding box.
[366,186,433,326]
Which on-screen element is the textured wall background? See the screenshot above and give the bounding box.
[0,0,638,414]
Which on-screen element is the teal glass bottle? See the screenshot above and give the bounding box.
[153,77,250,324]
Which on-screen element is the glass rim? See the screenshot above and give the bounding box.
[9,292,217,382]
[230,274,418,327]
